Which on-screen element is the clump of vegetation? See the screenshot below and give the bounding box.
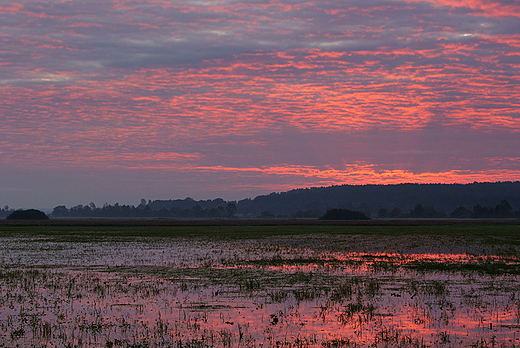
[6,209,49,220]
[319,209,370,220]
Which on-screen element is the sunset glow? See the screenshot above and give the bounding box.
[1,0,519,207]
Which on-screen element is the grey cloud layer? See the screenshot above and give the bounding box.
[2,0,519,74]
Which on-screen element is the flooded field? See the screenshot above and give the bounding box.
[0,223,519,347]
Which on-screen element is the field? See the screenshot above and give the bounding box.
[0,221,519,347]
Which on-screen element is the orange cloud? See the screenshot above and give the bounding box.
[192,163,520,189]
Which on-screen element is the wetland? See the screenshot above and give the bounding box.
[0,222,519,347]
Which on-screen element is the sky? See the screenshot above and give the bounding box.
[1,0,519,209]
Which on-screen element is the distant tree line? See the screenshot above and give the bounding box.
[5,182,520,220]
[377,200,519,219]
[236,182,520,217]
[47,199,520,220]
[51,201,237,218]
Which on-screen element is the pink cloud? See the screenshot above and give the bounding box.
[1,0,520,207]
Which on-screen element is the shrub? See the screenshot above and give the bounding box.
[319,208,370,220]
[6,209,49,220]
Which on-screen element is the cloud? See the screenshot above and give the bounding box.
[1,0,519,206]
[188,162,520,192]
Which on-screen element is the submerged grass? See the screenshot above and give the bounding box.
[404,260,520,275]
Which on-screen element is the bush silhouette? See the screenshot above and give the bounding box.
[319,208,370,220]
[6,209,49,220]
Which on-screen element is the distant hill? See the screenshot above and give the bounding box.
[235,182,520,217]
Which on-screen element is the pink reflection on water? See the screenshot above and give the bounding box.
[333,252,499,264]
[1,238,520,347]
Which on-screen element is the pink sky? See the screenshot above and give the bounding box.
[1,0,519,208]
